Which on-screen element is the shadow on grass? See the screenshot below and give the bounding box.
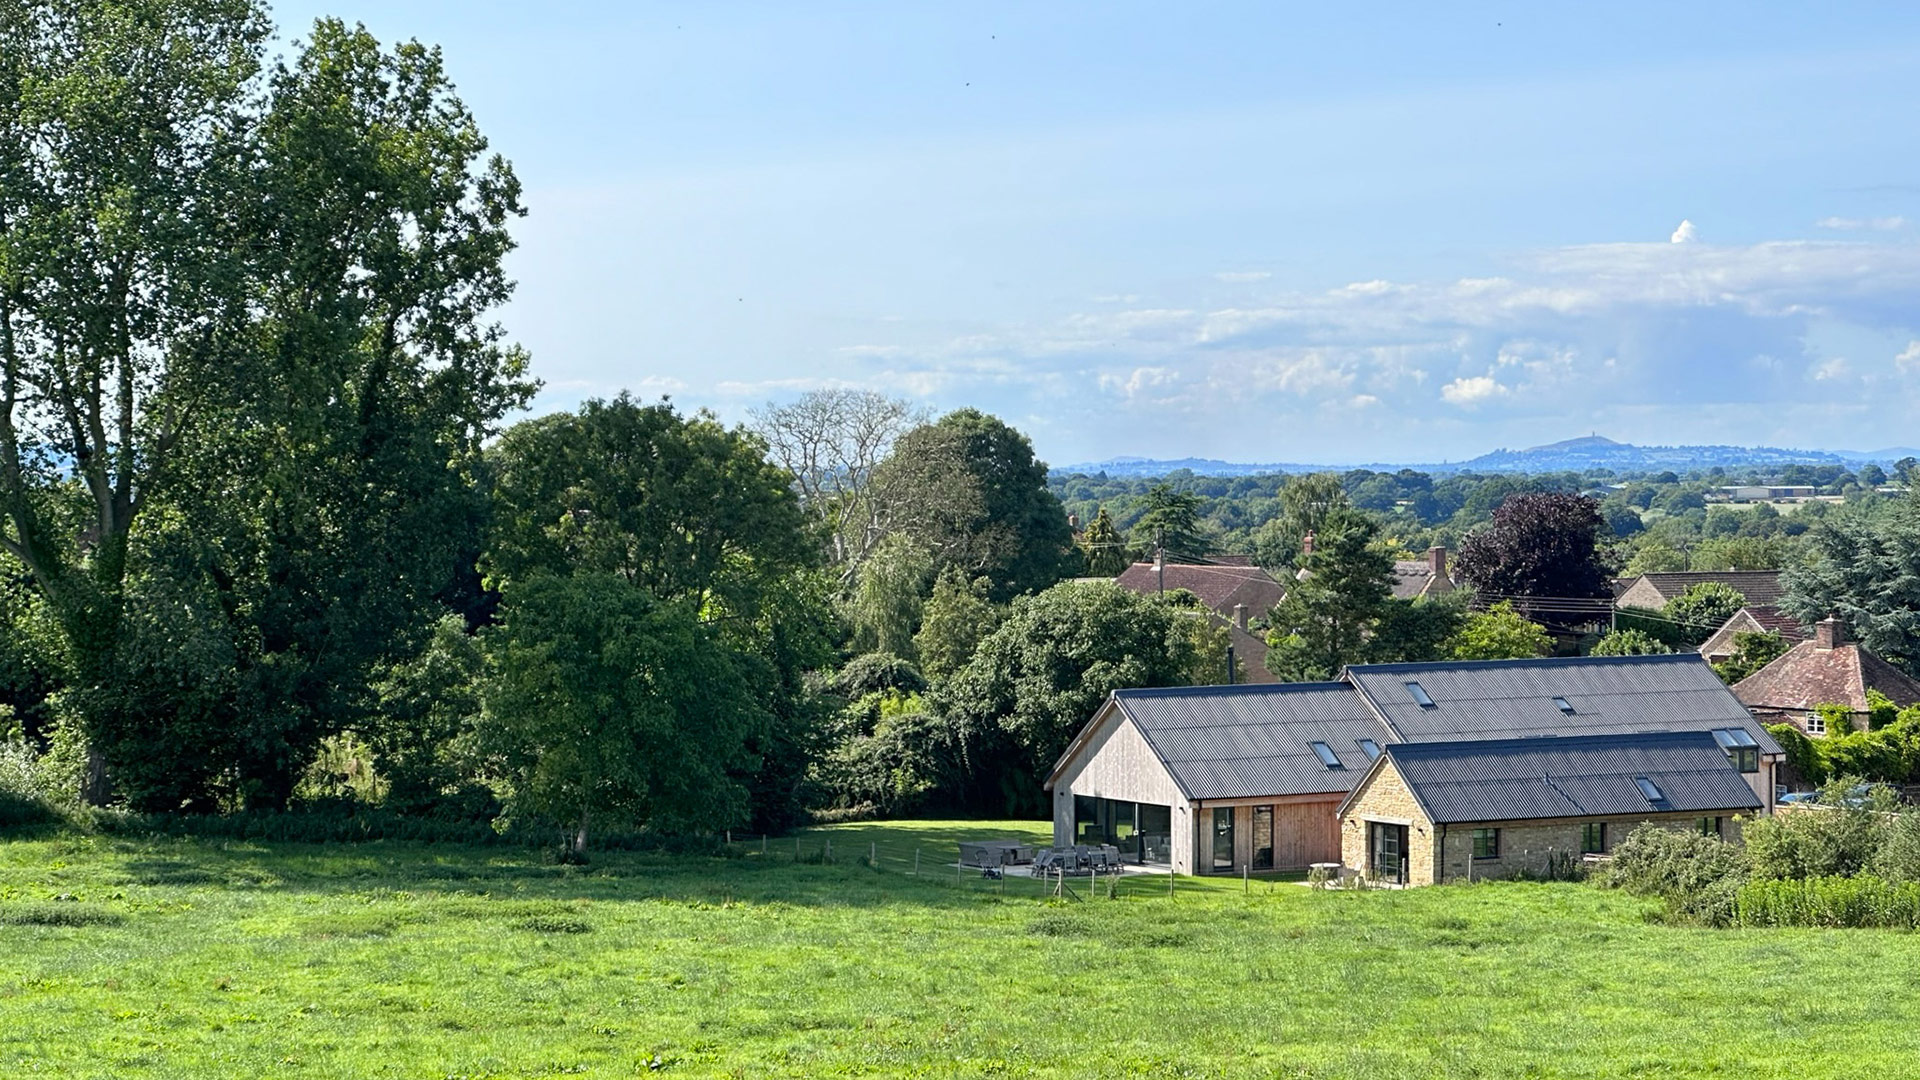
[18,819,1158,912]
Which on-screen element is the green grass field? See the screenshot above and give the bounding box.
[3,819,1919,1078]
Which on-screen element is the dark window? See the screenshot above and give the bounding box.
[1212,807,1234,871]
[1553,697,1575,715]
[1712,728,1760,773]
[1406,681,1436,708]
[1310,741,1343,769]
[1472,828,1500,859]
[1252,806,1274,871]
[1635,777,1666,803]
[1581,821,1606,854]
[1698,816,1723,837]
[1356,738,1382,761]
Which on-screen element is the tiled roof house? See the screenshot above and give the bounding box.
[1732,617,1920,736]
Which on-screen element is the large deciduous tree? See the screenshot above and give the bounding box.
[1453,492,1612,609]
[1,7,535,808]
[481,573,766,857]
[938,582,1204,814]
[869,409,1076,601]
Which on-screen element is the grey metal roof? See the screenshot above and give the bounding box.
[1343,653,1782,757]
[1114,683,1393,800]
[1382,731,1765,825]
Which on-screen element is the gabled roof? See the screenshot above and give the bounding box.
[1732,641,1920,712]
[1347,731,1764,825]
[1698,606,1808,660]
[1100,683,1392,800]
[1114,561,1285,619]
[1342,653,1782,756]
[1618,571,1786,607]
[1390,561,1454,600]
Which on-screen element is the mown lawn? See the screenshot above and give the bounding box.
[3,819,1919,1078]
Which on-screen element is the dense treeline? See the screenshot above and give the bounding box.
[4,3,1919,852]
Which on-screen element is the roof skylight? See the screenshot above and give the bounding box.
[1553,697,1575,715]
[1634,776,1667,803]
[1356,738,1382,761]
[1405,681,1435,708]
[1712,728,1757,749]
[1310,741,1344,769]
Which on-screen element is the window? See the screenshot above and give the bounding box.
[1310,741,1344,769]
[1712,728,1760,773]
[1405,681,1436,708]
[1472,828,1500,859]
[1806,711,1827,736]
[1553,697,1575,715]
[1697,816,1723,837]
[1635,776,1667,803]
[1356,738,1382,761]
[1581,821,1607,854]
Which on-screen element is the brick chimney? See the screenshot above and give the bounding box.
[1815,615,1846,650]
[1427,545,1448,578]
[1301,530,1315,558]
[1233,603,1248,631]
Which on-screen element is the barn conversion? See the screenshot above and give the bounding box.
[1044,653,1782,878]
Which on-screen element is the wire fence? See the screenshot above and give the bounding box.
[718,831,1308,902]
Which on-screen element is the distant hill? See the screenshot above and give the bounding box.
[1057,436,1915,478]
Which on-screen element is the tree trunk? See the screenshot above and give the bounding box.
[573,805,590,858]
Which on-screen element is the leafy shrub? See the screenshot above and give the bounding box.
[1601,823,1750,925]
[1745,780,1893,881]
[833,653,928,698]
[1874,812,1920,884]
[1734,875,1920,929]
[0,739,60,830]
[1590,628,1674,656]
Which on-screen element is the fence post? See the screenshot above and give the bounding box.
[762,834,767,856]
[914,847,920,875]
[870,841,876,867]
[1244,862,1249,894]
[825,838,831,863]
[1169,867,1174,899]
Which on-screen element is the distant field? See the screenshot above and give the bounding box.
[3,819,1919,1078]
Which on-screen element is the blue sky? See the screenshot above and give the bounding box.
[274,2,1920,465]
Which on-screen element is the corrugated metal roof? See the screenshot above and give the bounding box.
[1343,653,1782,756]
[1114,683,1393,800]
[1384,731,1765,824]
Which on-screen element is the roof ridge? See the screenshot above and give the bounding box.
[1347,652,1699,675]
[1112,681,1353,699]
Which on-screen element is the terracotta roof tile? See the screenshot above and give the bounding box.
[1114,561,1286,619]
[1732,641,1920,712]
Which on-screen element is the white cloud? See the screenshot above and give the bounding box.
[1213,271,1272,283]
[1817,216,1908,231]
[1811,357,1851,381]
[1099,366,1179,399]
[1896,341,1920,374]
[1440,375,1509,405]
[1670,219,1699,244]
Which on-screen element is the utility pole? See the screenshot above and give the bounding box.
[1155,527,1165,594]
[1226,644,1236,685]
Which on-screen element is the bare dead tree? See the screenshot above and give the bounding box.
[751,389,926,583]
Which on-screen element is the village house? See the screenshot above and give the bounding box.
[1113,555,1287,683]
[1336,731,1765,885]
[1045,653,1782,877]
[1612,570,1785,613]
[1732,617,1920,736]
[1391,546,1455,600]
[1697,605,1808,665]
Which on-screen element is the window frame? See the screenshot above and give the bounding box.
[1635,776,1667,803]
[1471,827,1500,859]
[1309,741,1344,770]
[1552,696,1575,715]
[1580,821,1606,855]
[1806,711,1827,736]
[1405,681,1436,708]
[1356,738,1382,761]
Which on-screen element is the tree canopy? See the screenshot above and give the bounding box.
[1454,493,1612,605]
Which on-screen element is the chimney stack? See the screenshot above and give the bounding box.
[1301,530,1315,558]
[1815,615,1846,650]
[1427,545,1448,578]
[1233,603,1248,631]
[1067,513,1079,530]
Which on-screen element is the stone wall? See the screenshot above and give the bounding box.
[1339,761,1437,885]
[1434,812,1743,883]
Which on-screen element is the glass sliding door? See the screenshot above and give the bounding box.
[1212,807,1235,871]
[1368,821,1408,884]
[1072,796,1173,864]
[1252,805,1274,871]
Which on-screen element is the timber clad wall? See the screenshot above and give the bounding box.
[1339,761,1437,885]
[1199,796,1343,872]
[1050,709,1194,873]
